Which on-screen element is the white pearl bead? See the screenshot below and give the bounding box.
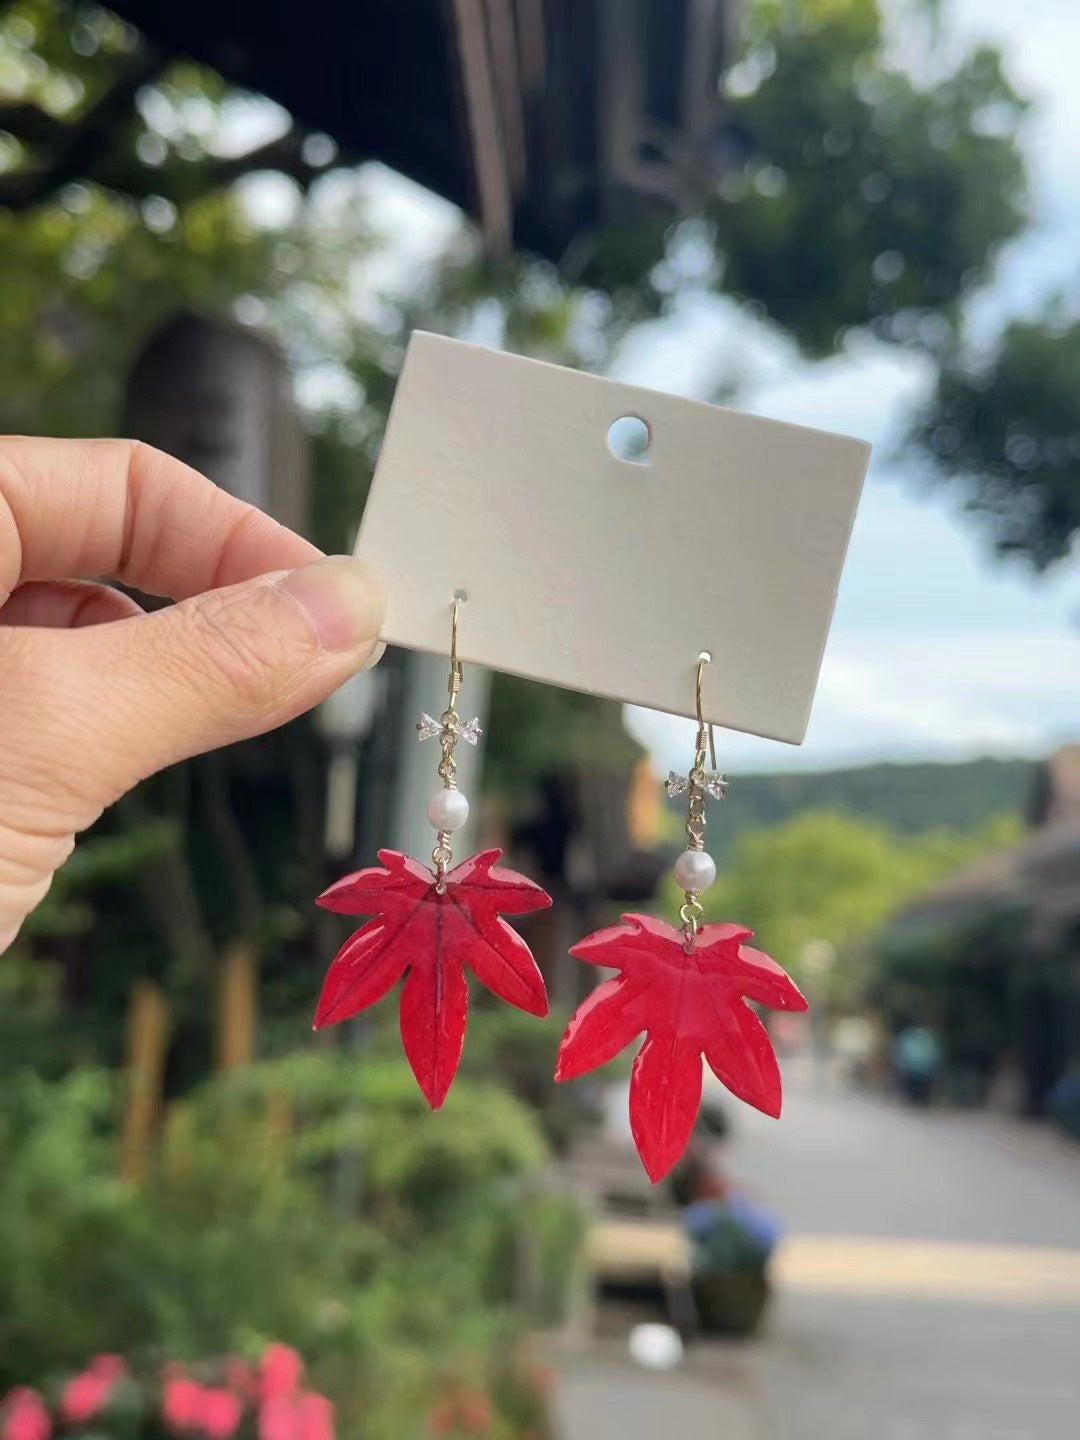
[673,848,716,894]
[427,787,469,832]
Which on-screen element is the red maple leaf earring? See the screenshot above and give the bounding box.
[555,651,807,1181]
[314,596,552,1106]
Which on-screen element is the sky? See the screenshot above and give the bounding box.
[242,0,1080,779]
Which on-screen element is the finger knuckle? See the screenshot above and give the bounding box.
[183,584,317,712]
[0,822,73,888]
[0,634,107,820]
[0,822,72,937]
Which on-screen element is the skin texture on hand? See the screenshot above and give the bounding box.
[0,436,386,953]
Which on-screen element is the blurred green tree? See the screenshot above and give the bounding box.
[707,0,1028,355]
[910,317,1080,569]
[567,0,1028,359]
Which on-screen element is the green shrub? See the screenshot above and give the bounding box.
[0,1069,152,1383]
[461,1008,604,1153]
[0,1067,357,1382]
[0,1053,578,1438]
[179,1049,549,1235]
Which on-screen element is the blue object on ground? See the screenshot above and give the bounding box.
[683,1193,783,1254]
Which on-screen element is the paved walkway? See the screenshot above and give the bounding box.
[554,1072,1080,1440]
[553,1361,757,1440]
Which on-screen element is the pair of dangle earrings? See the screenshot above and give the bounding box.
[314,607,806,1181]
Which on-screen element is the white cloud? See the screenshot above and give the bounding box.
[812,631,1078,751]
[743,335,933,450]
[610,292,796,400]
[627,630,1079,775]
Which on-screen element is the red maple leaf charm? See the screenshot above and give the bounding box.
[555,914,807,1181]
[315,849,551,1107]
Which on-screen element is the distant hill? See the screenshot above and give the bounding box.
[689,757,1034,858]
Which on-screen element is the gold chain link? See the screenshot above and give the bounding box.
[684,718,709,853]
[432,598,465,889]
[437,711,458,788]
[680,653,720,949]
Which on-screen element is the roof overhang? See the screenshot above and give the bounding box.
[4,0,737,264]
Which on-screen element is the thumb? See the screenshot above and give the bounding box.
[67,555,386,793]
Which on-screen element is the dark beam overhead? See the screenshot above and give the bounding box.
[8,0,737,264]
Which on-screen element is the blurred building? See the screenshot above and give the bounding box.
[882,745,1080,1115]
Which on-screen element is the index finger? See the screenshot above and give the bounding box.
[0,437,322,605]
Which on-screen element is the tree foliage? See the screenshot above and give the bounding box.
[703,755,1031,859]
[910,317,1080,569]
[707,0,1029,356]
[569,0,1030,361]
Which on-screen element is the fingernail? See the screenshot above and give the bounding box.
[278,556,386,652]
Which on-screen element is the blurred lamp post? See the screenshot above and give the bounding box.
[123,311,310,529]
[314,670,386,860]
[802,939,837,982]
[801,938,837,1084]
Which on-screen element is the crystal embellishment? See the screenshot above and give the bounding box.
[666,770,728,800]
[665,770,687,797]
[416,713,483,745]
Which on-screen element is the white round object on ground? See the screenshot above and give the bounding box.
[628,1323,684,1371]
[427,787,469,831]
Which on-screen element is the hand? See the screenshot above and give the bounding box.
[0,437,385,953]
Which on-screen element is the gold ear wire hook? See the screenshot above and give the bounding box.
[448,596,463,703]
[696,651,717,772]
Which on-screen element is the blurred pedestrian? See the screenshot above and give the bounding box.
[893,1023,942,1106]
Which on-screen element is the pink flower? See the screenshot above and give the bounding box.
[258,1347,303,1402]
[59,1372,111,1426]
[198,1389,243,1440]
[257,1397,296,1440]
[1,1390,51,1440]
[257,1391,333,1440]
[162,1376,204,1433]
[296,1394,334,1440]
[59,1357,126,1426]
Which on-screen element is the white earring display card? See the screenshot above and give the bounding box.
[355,332,869,744]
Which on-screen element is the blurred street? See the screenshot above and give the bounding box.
[558,1072,1080,1440]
